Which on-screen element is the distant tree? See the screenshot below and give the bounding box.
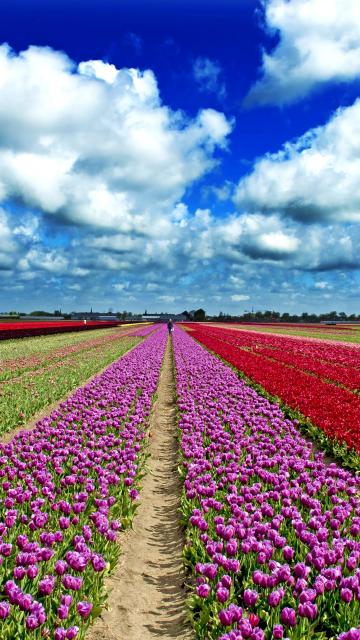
[194,308,206,321]
[29,310,51,316]
[181,310,192,320]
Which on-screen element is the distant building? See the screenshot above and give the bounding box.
[141,312,187,322]
[70,312,118,321]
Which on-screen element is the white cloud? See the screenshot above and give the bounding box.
[0,45,232,233]
[235,99,360,223]
[314,281,330,289]
[158,295,176,303]
[113,283,127,292]
[231,294,250,301]
[193,57,226,99]
[246,0,360,105]
[78,60,119,84]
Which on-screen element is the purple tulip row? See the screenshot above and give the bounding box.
[0,325,167,639]
[130,323,161,336]
[172,327,360,640]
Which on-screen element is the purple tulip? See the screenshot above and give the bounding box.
[55,560,68,576]
[298,602,318,621]
[0,601,10,619]
[38,575,56,596]
[243,589,258,607]
[197,583,211,598]
[280,607,296,627]
[25,614,40,630]
[341,588,353,603]
[216,587,230,603]
[77,601,93,618]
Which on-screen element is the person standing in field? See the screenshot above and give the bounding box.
[167,318,174,335]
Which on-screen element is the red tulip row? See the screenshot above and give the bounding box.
[237,322,356,331]
[188,326,360,390]
[185,325,360,454]
[200,326,360,369]
[0,322,120,341]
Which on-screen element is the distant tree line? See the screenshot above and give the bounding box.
[203,310,360,323]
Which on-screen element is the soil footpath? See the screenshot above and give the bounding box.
[88,337,192,640]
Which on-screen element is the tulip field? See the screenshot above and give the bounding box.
[183,324,360,460]
[0,323,359,640]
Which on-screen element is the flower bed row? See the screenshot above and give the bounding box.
[0,321,121,341]
[235,324,356,332]
[0,325,167,639]
[173,327,360,640]
[195,326,360,392]
[188,326,360,371]
[0,324,154,383]
[184,325,360,454]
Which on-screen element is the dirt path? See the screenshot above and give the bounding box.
[88,338,192,640]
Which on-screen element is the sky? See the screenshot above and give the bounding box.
[0,0,359,315]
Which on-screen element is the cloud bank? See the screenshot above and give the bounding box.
[0,44,358,313]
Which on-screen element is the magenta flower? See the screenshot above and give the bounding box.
[55,560,68,576]
[77,601,93,618]
[280,607,297,627]
[57,605,70,620]
[91,554,106,572]
[38,575,56,596]
[197,583,211,598]
[25,614,40,630]
[0,601,10,619]
[243,589,259,607]
[216,587,230,603]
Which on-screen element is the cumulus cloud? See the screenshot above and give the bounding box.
[193,57,226,99]
[246,0,360,105]
[235,99,360,223]
[0,44,232,232]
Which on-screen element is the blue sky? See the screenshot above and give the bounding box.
[0,0,359,314]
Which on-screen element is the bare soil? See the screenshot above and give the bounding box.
[87,338,192,640]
